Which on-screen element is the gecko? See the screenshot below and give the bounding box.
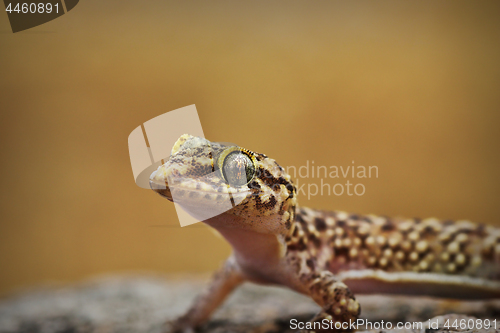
[149,134,500,332]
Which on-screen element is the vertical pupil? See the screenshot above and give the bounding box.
[223,152,254,186]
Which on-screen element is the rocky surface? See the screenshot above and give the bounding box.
[0,275,498,332]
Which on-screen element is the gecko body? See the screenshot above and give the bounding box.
[149,134,500,332]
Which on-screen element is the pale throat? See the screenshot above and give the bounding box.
[205,215,285,269]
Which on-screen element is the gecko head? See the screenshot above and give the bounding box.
[150,134,297,235]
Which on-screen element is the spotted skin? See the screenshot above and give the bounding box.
[149,134,500,332]
[291,208,500,300]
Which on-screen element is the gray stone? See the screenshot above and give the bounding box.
[0,275,498,332]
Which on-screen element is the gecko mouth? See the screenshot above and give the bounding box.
[149,172,257,223]
[149,178,172,201]
[149,170,255,207]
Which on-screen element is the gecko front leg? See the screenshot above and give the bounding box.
[166,256,244,333]
[288,255,360,332]
[307,271,359,331]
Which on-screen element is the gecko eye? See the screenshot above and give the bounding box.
[222,151,255,186]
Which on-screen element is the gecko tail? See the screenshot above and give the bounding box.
[339,270,500,300]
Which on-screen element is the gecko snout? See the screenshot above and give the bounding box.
[149,167,173,201]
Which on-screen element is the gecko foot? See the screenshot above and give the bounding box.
[162,318,197,333]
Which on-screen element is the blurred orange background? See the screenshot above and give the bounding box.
[0,1,499,297]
